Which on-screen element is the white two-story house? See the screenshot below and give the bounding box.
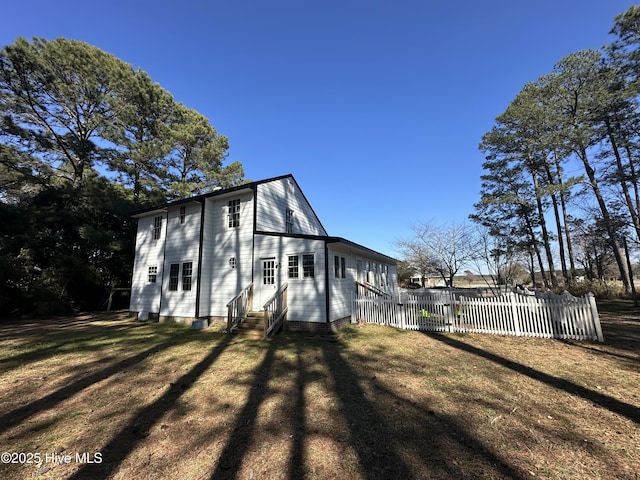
[129,174,397,333]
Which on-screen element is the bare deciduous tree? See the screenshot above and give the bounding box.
[395,221,479,287]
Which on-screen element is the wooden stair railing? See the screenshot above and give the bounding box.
[355,280,391,298]
[263,283,288,337]
[226,283,253,333]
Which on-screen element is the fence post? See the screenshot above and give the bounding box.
[351,292,356,324]
[447,289,454,332]
[509,292,521,336]
[587,292,604,342]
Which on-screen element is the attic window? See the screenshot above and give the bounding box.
[286,208,294,233]
[179,206,186,224]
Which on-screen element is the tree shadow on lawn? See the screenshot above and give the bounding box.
[0,314,154,372]
[69,334,234,480]
[0,314,225,439]
[180,331,527,480]
[424,332,640,425]
[0,336,194,436]
[318,337,525,480]
[560,308,640,369]
[207,338,278,479]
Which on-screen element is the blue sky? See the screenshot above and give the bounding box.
[2,0,636,258]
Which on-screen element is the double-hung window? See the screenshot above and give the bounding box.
[168,262,193,291]
[148,266,158,283]
[228,199,240,228]
[302,254,314,278]
[169,264,180,291]
[182,262,193,291]
[288,255,299,278]
[334,256,346,279]
[288,254,314,278]
[152,216,163,240]
[286,208,295,233]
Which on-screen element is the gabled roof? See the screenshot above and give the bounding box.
[131,174,305,217]
[131,174,396,264]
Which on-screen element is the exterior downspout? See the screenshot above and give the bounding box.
[324,242,330,324]
[195,200,205,318]
[251,185,258,284]
[157,211,169,319]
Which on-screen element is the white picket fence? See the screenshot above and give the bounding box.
[351,291,604,342]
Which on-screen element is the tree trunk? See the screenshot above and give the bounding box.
[578,147,631,292]
[523,211,549,289]
[531,171,558,288]
[553,151,577,277]
[543,161,569,283]
[606,119,640,241]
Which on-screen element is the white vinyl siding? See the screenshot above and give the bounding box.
[161,202,201,318]
[255,177,327,235]
[327,247,353,321]
[327,245,398,322]
[130,213,165,315]
[254,235,327,323]
[130,176,399,326]
[198,190,254,318]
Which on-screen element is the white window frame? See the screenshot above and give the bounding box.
[182,262,193,291]
[302,254,315,278]
[287,255,299,278]
[286,208,295,233]
[228,199,240,228]
[288,253,315,279]
[148,266,158,283]
[152,215,163,240]
[168,262,194,292]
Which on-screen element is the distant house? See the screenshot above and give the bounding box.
[409,274,447,288]
[129,174,397,333]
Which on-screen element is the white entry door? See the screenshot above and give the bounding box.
[258,257,277,308]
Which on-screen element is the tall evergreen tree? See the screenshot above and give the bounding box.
[0,37,131,187]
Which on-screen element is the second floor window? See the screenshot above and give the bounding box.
[179,206,186,224]
[152,216,162,240]
[228,199,240,228]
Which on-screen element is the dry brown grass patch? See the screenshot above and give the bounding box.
[0,305,638,479]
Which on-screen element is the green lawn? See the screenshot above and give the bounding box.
[0,303,638,479]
